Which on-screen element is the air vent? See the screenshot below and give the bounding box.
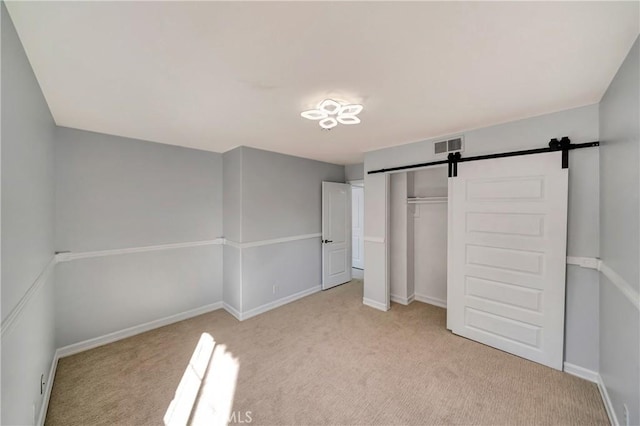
[434,141,448,154]
[448,137,462,151]
[434,136,464,156]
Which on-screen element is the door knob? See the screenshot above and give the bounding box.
[323,239,333,244]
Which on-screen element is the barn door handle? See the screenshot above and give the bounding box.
[323,239,333,244]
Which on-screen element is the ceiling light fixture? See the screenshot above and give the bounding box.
[301,99,363,130]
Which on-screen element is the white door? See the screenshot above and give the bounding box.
[447,151,568,370]
[351,185,365,270]
[322,182,352,290]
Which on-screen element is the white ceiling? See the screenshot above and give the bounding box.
[6,1,639,165]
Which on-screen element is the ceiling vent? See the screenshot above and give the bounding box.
[434,136,464,156]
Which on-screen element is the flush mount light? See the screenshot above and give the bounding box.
[319,117,338,130]
[300,110,328,120]
[318,99,342,115]
[337,115,360,125]
[301,99,363,130]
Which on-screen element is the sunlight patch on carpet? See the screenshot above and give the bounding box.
[164,333,239,426]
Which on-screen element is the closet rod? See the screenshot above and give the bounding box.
[367,139,600,175]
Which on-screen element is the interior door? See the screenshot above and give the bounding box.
[351,185,364,270]
[322,182,352,290]
[447,151,568,370]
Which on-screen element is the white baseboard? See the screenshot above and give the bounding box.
[56,302,224,358]
[563,362,599,383]
[37,350,59,426]
[390,294,415,305]
[414,293,447,309]
[597,374,619,426]
[240,285,321,321]
[562,363,618,426]
[363,297,389,312]
[223,303,242,321]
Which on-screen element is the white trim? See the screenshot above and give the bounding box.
[1,257,56,337]
[414,293,447,309]
[240,285,321,321]
[226,233,321,250]
[223,303,242,321]
[562,362,619,426]
[224,239,242,249]
[566,256,600,269]
[563,362,599,383]
[407,196,448,205]
[38,351,59,426]
[599,260,640,311]
[363,297,389,311]
[56,302,224,358]
[390,294,415,305]
[598,374,619,426]
[55,238,225,262]
[54,234,324,261]
[565,256,638,311]
[363,236,385,244]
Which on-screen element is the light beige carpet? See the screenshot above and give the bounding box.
[46,280,608,425]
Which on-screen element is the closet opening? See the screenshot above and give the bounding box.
[390,166,448,309]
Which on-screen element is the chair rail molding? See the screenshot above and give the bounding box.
[566,256,639,310]
[1,256,57,337]
[223,233,321,250]
[55,238,225,262]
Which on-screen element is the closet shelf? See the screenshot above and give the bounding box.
[407,196,448,204]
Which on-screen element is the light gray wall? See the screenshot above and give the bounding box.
[564,147,600,372]
[54,128,224,346]
[345,163,364,181]
[223,147,243,243]
[238,147,344,312]
[55,127,222,251]
[599,36,639,426]
[1,3,57,424]
[1,4,55,318]
[223,147,243,312]
[240,147,344,242]
[365,104,601,371]
[55,245,222,347]
[242,238,321,312]
[599,37,639,292]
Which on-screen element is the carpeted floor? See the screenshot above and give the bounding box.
[46,280,608,425]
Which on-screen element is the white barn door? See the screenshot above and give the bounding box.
[322,182,352,290]
[447,151,568,370]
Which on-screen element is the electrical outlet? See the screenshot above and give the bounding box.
[623,404,629,426]
[272,285,278,295]
[40,373,45,395]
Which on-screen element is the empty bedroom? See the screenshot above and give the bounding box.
[1,1,639,425]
